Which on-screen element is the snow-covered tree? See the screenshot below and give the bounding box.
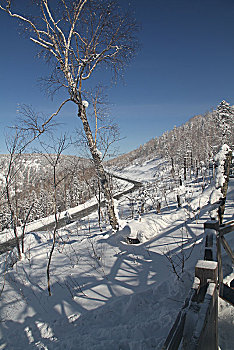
[216,100,234,145]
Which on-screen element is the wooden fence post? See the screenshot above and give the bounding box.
[195,260,218,287]
[183,260,218,350]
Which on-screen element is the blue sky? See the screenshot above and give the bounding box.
[0,0,234,156]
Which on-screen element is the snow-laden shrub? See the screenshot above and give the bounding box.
[214,144,231,189]
[209,144,231,218]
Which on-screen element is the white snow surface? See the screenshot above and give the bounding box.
[116,157,169,182]
[0,157,233,349]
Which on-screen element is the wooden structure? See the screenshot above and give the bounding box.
[162,259,219,350]
[163,149,233,349]
[162,219,234,350]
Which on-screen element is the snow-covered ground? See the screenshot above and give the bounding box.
[0,158,233,349]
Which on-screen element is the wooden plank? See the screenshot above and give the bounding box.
[220,236,234,263]
[195,260,218,287]
[204,220,219,230]
[196,283,218,350]
[183,283,218,350]
[162,291,194,350]
[219,223,234,236]
[220,219,234,227]
[216,236,223,286]
[162,311,186,350]
[204,229,217,261]
[219,283,234,306]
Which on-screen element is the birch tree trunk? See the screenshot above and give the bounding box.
[78,102,119,230]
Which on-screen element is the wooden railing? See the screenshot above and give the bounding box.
[162,219,234,350]
[216,220,234,303]
[163,148,233,349]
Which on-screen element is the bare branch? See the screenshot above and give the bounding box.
[42,98,71,129]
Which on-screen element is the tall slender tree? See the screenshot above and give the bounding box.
[0,0,139,230]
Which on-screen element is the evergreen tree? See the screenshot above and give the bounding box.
[216,100,233,145]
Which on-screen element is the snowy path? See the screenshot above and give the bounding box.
[0,174,141,254]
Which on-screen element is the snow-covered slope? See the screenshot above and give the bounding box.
[0,160,233,349]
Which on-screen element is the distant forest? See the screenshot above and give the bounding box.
[0,100,233,230]
[108,100,234,171]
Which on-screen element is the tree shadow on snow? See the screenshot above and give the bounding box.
[0,204,212,349]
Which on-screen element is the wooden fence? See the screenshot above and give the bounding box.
[162,219,234,350]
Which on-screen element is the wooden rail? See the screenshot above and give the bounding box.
[217,220,234,305]
[162,258,218,350]
[205,220,234,304]
[163,148,233,350]
[162,219,234,350]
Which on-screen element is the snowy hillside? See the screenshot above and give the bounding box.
[0,153,94,230]
[0,156,233,349]
[107,100,234,173]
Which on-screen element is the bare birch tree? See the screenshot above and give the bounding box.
[3,131,23,260]
[0,0,139,230]
[2,130,34,259]
[39,134,70,295]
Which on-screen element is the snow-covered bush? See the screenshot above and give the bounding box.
[209,144,231,219]
[214,144,231,189]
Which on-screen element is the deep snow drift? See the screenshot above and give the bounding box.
[0,157,233,349]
